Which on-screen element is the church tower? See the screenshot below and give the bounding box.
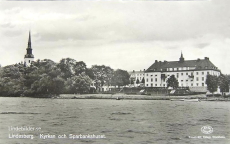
[24,31,34,66]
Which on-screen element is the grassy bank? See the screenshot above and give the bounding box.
[58,93,209,100]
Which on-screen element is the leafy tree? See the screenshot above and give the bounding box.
[0,64,25,96]
[51,77,65,94]
[57,58,88,80]
[1,65,21,79]
[64,74,92,94]
[85,68,95,79]
[23,67,39,89]
[206,74,218,96]
[111,69,130,88]
[166,75,179,89]
[30,70,65,96]
[0,77,23,96]
[21,59,65,96]
[57,58,77,79]
[74,61,87,76]
[226,74,230,85]
[136,78,140,84]
[218,74,229,95]
[91,65,114,90]
[31,74,52,95]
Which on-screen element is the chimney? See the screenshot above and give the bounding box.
[144,69,145,71]
[133,70,135,72]
[205,57,209,60]
[155,60,158,63]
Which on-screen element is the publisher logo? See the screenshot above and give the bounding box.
[201,126,213,134]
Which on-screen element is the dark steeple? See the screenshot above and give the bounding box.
[28,31,31,49]
[179,51,184,62]
[24,31,34,58]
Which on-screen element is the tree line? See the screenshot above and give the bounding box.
[0,58,130,97]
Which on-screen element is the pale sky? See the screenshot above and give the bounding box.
[0,0,230,74]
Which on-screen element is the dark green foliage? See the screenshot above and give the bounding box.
[85,68,95,79]
[206,74,218,95]
[91,65,114,90]
[57,58,75,79]
[64,74,92,94]
[111,69,130,87]
[136,78,140,84]
[0,58,132,96]
[0,64,25,96]
[166,75,179,89]
[218,74,229,94]
[225,74,230,85]
[1,65,21,79]
[0,58,93,97]
[75,61,87,76]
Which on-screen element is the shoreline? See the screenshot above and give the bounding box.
[1,94,230,101]
[58,94,230,101]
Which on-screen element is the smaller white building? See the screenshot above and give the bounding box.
[90,80,116,92]
[129,70,145,87]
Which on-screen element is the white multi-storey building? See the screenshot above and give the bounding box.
[130,53,221,92]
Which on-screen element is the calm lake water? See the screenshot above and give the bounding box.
[0,97,229,144]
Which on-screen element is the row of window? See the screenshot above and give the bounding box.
[180,77,205,81]
[166,66,215,71]
[146,84,166,87]
[133,71,219,78]
[133,73,144,77]
[146,83,206,87]
[152,66,217,72]
[146,71,209,77]
[181,83,205,87]
[146,78,158,82]
[144,76,205,83]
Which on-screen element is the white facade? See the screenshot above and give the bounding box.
[24,57,34,67]
[90,80,116,92]
[145,70,220,92]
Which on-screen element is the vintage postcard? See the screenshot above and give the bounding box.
[0,0,229,144]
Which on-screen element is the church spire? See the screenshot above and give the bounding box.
[28,31,31,49]
[180,51,183,58]
[24,31,34,66]
[179,51,184,62]
[25,31,33,56]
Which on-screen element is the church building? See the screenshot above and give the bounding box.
[24,31,34,66]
